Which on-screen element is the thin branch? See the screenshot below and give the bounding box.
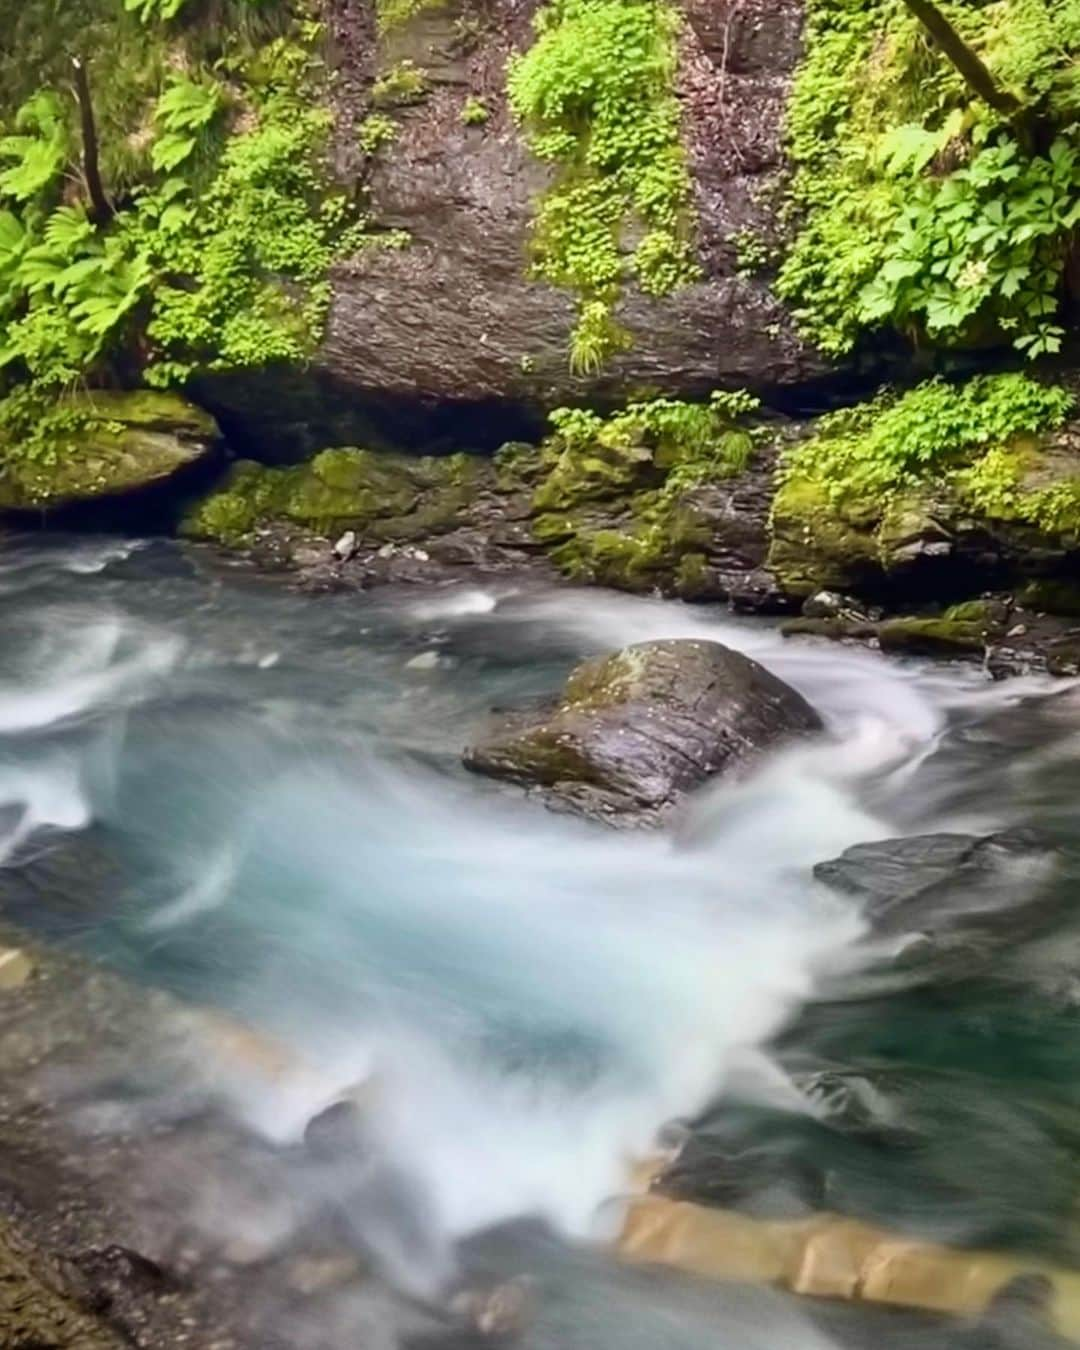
[71,57,113,226]
[902,0,1021,117]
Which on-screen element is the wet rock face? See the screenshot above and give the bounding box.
[202,0,826,457]
[464,637,822,823]
[815,829,1061,980]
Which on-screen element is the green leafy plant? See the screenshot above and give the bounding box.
[783,372,1074,503]
[375,0,447,35]
[547,390,760,469]
[151,74,223,173]
[124,0,187,23]
[460,96,489,126]
[779,0,1080,359]
[534,391,762,585]
[508,0,699,371]
[371,61,429,108]
[859,133,1080,358]
[358,113,398,156]
[0,7,389,480]
[0,92,68,204]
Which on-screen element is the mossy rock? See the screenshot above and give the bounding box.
[876,618,987,658]
[875,489,955,573]
[0,392,218,511]
[464,638,822,823]
[766,473,879,599]
[181,447,488,547]
[1017,579,1080,617]
[941,598,1010,632]
[532,437,658,514]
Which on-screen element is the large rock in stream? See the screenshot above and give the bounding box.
[464,638,822,823]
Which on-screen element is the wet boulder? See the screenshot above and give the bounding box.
[464,638,821,824]
[814,829,1061,979]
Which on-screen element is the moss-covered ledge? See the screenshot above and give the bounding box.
[766,374,1080,601]
[180,446,488,548]
[0,392,218,511]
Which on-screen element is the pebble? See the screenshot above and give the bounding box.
[333,530,358,561]
[286,1253,363,1295]
[0,947,34,989]
[405,651,440,671]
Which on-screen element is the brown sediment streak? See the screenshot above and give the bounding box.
[616,1193,1080,1340]
[168,1011,1080,1339]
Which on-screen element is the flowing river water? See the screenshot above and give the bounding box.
[3,533,1080,1348]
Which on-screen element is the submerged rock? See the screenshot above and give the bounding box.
[464,638,821,823]
[815,829,1061,978]
[0,392,218,511]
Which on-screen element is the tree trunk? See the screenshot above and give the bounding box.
[71,58,113,227]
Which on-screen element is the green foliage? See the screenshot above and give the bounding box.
[960,444,1080,532]
[460,96,490,126]
[151,74,223,173]
[548,390,759,462]
[779,0,1080,359]
[124,0,187,22]
[508,0,698,370]
[371,61,429,108]
[358,113,398,155]
[0,92,69,205]
[786,372,1074,503]
[730,227,776,278]
[0,3,392,478]
[375,0,447,35]
[534,391,761,585]
[124,0,270,23]
[859,133,1080,358]
[568,300,630,375]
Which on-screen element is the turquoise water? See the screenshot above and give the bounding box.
[0,533,1076,1347]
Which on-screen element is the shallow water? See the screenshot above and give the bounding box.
[2,534,1080,1346]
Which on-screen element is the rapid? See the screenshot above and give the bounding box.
[1,532,1079,1349]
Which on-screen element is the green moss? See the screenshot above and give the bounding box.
[876,618,987,657]
[943,599,994,624]
[181,462,266,547]
[767,374,1079,596]
[461,96,490,126]
[529,393,760,584]
[182,447,487,547]
[371,60,429,107]
[507,0,699,370]
[674,550,710,598]
[959,445,1080,537]
[375,0,447,34]
[0,390,216,509]
[766,471,879,597]
[358,113,399,155]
